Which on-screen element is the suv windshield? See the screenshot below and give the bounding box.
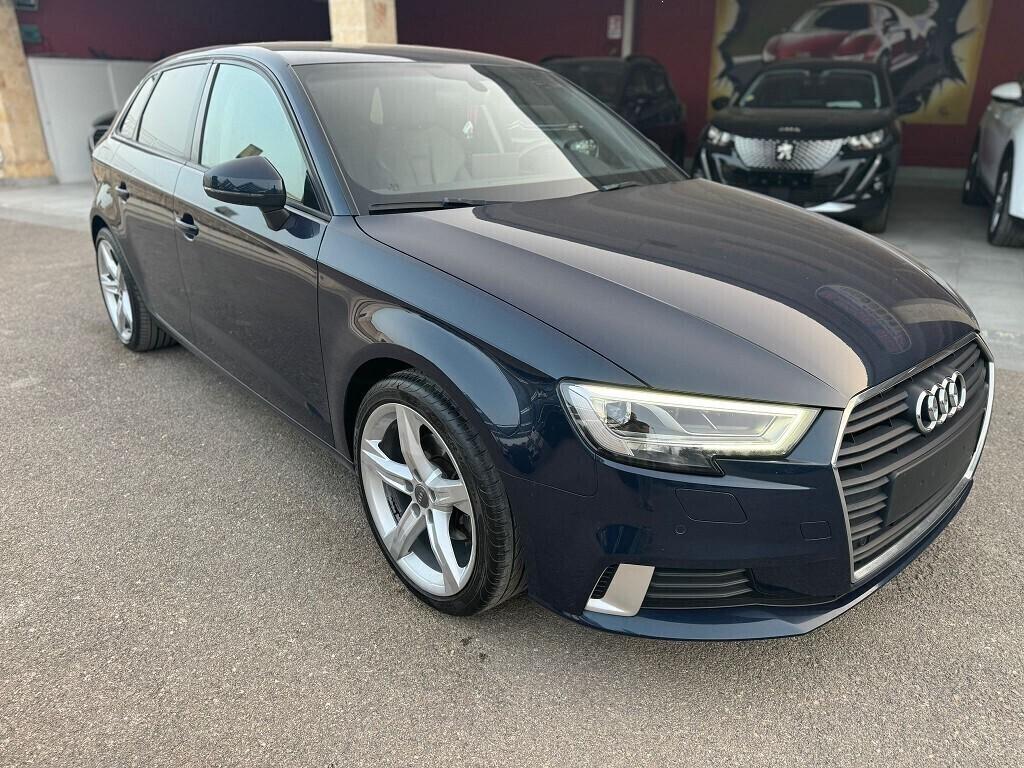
[296,62,682,210]
[544,60,626,107]
[739,68,884,110]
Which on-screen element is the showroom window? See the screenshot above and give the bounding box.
[137,65,208,158]
[119,76,156,140]
[200,64,318,210]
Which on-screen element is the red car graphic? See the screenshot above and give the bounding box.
[764,0,937,72]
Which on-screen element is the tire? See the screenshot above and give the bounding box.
[94,228,175,351]
[987,154,1024,247]
[962,137,985,206]
[860,201,890,234]
[354,371,525,616]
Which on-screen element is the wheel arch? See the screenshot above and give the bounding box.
[332,310,526,468]
[91,214,108,243]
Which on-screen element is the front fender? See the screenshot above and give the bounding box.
[317,216,641,495]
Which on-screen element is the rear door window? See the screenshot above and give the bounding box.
[137,64,208,158]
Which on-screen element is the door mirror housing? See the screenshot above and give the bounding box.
[710,95,730,111]
[203,155,290,230]
[991,81,1024,105]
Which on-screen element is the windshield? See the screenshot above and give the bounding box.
[544,60,625,107]
[739,68,884,110]
[792,4,870,32]
[296,62,683,210]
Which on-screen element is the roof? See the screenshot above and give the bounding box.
[159,42,530,69]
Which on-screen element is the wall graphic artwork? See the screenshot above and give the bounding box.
[709,0,992,124]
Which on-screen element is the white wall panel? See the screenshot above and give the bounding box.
[27,57,152,184]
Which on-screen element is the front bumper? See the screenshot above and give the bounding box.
[505,339,993,641]
[694,142,897,221]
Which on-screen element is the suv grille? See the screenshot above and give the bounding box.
[734,137,843,171]
[641,568,754,609]
[836,340,989,578]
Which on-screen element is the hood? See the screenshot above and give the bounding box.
[771,30,856,57]
[356,181,977,409]
[711,107,894,140]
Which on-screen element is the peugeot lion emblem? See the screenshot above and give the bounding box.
[915,371,967,434]
[775,140,795,162]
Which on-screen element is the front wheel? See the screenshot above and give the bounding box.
[963,138,985,206]
[859,201,890,234]
[988,155,1024,247]
[355,371,525,615]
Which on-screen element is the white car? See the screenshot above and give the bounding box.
[964,78,1024,246]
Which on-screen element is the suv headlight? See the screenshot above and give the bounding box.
[706,125,733,147]
[845,129,886,151]
[559,382,818,473]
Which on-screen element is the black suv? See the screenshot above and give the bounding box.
[694,60,900,233]
[543,55,687,164]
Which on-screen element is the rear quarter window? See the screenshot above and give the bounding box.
[119,76,156,139]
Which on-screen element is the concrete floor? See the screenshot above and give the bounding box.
[1,174,1021,369]
[1,218,1022,766]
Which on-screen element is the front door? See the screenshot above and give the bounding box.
[173,63,333,444]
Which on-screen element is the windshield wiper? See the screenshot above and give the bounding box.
[368,197,498,214]
[599,181,643,192]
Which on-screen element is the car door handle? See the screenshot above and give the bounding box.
[174,214,199,241]
[115,183,130,201]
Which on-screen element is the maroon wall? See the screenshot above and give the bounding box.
[398,0,1024,168]
[16,0,329,62]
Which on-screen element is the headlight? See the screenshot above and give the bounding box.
[845,129,886,151]
[559,382,819,473]
[706,125,733,147]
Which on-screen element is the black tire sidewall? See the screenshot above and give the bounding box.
[354,373,513,616]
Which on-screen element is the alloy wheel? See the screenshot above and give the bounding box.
[97,239,133,343]
[360,402,476,597]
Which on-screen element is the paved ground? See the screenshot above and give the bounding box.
[2,216,1023,767]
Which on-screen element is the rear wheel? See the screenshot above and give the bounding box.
[355,371,525,615]
[963,138,985,206]
[987,155,1024,247]
[95,229,175,351]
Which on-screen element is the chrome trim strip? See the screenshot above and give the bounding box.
[831,335,994,583]
[853,154,884,194]
[806,201,857,213]
[585,564,655,616]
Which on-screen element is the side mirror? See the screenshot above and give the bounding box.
[710,95,730,111]
[991,81,1024,105]
[203,155,289,230]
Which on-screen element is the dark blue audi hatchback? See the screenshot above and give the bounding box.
[90,43,993,640]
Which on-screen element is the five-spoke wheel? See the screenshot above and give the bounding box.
[355,372,525,614]
[361,402,476,596]
[97,237,134,343]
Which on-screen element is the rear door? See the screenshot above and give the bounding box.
[109,63,209,337]
[173,61,333,443]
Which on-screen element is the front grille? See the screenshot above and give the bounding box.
[641,568,754,609]
[720,167,848,206]
[734,136,843,171]
[837,339,989,577]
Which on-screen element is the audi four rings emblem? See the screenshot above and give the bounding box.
[915,371,967,434]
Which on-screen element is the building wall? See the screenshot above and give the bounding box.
[397,0,1024,168]
[15,0,329,61]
